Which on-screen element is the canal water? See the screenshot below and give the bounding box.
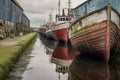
[21,37,68,80]
[9,34,120,80]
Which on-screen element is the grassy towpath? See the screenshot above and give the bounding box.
[0,32,37,80]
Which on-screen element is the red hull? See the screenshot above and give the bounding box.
[53,28,68,41]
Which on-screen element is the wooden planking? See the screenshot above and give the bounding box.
[70,20,120,51]
[71,28,107,43]
[71,31,106,46]
[71,20,108,39]
[70,22,107,52]
[109,21,120,50]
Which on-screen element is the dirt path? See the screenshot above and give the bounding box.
[0,37,27,46]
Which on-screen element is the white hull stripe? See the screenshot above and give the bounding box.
[52,23,69,31]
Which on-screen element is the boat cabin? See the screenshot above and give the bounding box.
[57,16,69,22]
[56,9,69,24]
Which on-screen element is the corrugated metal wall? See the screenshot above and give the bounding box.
[0,0,30,38]
[0,0,5,19]
[22,14,27,26]
[11,3,15,22]
[13,4,22,23]
[4,0,11,21]
[22,13,30,33]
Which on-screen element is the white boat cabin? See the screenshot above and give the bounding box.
[56,9,69,24]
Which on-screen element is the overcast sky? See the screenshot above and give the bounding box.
[17,0,87,27]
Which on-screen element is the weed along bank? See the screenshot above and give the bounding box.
[0,32,37,80]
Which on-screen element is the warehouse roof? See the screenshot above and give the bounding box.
[72,0,90,11]
[12,0,23,11]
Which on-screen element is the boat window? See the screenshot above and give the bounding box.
[61,18,62,21]
[58,18,61,21]
[66,18,68,21]
[60,67,62,71]
[63,67,65,70]
[63,18,65,21]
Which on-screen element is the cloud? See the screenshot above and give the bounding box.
[17,0,87,27]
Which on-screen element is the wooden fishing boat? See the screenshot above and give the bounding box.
[51,0,71,42]
[51,10,70,42]
[39,25,46,34]
[39,23,56,40]
[68,4,120,62]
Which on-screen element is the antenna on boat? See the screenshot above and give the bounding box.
[58,0,61,15]
[49,11,53,26]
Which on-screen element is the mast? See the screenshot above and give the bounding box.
[68,0,71,11]
[68,0,71,23]
[58,0,61,15]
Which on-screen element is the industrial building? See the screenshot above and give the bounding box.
[0,0,30,39]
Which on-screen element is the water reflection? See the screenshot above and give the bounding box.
[39,33,57,50]
[69,55,120,80]
[39,34,80,67]
[51,40,80,67]
[109,62,120,80]
[40,34,80,80]
[39,34,120,80]
[39,34,69,80]
[22,36,67,80]
[56,65,69,74]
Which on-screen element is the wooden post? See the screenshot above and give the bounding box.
[106,4,111,62]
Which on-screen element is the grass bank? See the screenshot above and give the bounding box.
[0,32,37,80]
